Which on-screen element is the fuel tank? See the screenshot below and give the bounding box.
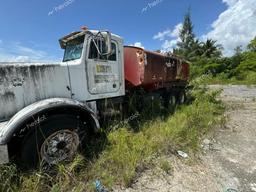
[124,46,189,91]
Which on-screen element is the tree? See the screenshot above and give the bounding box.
[186,38,222,60]
[235,51,256,73]
[234,45,243,55]
[228,45,243,72]
[201,39,222,58]
[186,39,203,60]
[176,9,195,59]
[247,36,256,52]
[191,39,203,54]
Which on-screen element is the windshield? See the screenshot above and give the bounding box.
[63,35,85,62]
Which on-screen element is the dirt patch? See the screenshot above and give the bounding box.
[117,85,256,192]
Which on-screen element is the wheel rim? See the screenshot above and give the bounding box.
[169,95,176,106]
[180,93,185,104]
[40,129,80,165]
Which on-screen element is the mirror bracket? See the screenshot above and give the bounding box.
[88,31,112,56]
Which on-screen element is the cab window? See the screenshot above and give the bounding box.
[88,40,117,61]
[63,35,84,62]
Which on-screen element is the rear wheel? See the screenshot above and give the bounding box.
[177,90,186,104]
[163,93,177,109]
[20,114,89,169]
[169,95,177,107]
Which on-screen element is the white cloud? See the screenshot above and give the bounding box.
[205,0,256,56]
[130,42,145,49]
[170,23,182,38]
[162,39,178,51]
[153,29,171,41]
[0,41,57,62]
[153,23,182,41]
[154,0,256,56]
[153,23,182,52]
[14,43,47,59]
[222,0,238,7]
[13,56,31,62]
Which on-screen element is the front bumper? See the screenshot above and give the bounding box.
[0,145,9,164]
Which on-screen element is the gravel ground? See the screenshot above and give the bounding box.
[117,85,256,192]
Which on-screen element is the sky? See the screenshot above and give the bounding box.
[0,0,255,62]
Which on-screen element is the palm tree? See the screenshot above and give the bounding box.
[201,39,222,58]
[187,39,204,59]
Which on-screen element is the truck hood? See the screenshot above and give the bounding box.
[0,62,71,121]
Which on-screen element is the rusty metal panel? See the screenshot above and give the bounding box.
[124,46,189,91]
[143,50,167,87]
[166,57,178,81]
[124,46,145,87]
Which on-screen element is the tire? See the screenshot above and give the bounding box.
[163,93,177,109]
[169,94,177,107]
[177,90,186,104]
[20,114,88,169]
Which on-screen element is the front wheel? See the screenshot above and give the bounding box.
[20,114,89,169]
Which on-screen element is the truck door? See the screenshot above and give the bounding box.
[86,38,121,94]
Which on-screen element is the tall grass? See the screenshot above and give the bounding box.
[0,85,225,192]
[0,164,18,192]
[203,71,256,85]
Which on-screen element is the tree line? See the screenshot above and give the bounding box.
[165,10,256,83]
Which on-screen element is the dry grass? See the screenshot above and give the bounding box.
[0,85,225,192]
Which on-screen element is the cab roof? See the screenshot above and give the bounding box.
[59,30,122,49]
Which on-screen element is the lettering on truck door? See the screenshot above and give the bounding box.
[86,38,121,94]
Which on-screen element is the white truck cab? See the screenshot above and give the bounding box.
[60,29,125,101]
[0,29,125,167]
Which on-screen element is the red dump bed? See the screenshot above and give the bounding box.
[124,46,189,91]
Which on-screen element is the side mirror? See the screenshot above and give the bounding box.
[102,31,112,56]
[91,31,112,56]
